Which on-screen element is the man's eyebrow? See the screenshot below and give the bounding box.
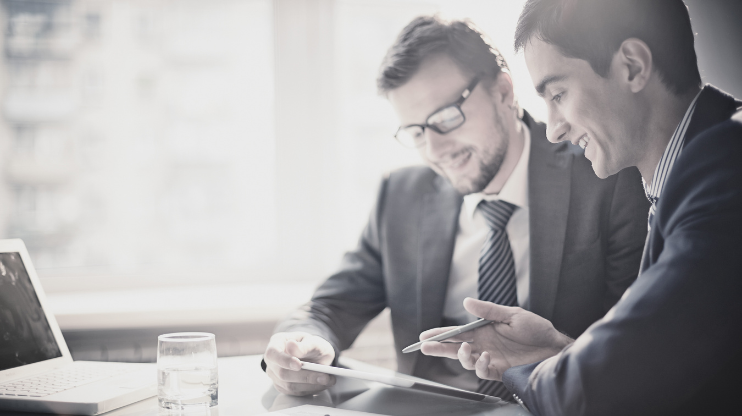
[535,75,567,97]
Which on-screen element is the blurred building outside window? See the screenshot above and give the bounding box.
[0,0,538,329]
[0,0,734,366]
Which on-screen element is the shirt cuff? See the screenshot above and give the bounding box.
[503,361,543,415]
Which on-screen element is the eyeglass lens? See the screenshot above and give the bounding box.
[396,104,465,147]
[427,105,465,132]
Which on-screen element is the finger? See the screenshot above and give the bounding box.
[419,341,461,359]
[285,339,312,359]
[286,339,324,363]
[287,337,334,363]
[419,326,459,341]
[475,351,498,380]
[463,298,516,322]
[457,342,477,370]
[265,341,302,371]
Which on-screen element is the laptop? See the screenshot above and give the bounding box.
[0,239,156,415]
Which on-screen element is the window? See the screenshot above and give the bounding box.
[0,0,538,297]
[1,0,277,291]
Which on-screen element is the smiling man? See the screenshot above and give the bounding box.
[417,1,742,415]
[261,15,649,400]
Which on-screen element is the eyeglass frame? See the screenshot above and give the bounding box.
[393,76,481,148]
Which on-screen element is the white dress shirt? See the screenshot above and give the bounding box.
[443,122,531,325]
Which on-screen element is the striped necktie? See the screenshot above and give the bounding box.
[476,199,517,399]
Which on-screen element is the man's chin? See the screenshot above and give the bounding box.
[450,177,486,195]
[435,164,494,195]
[590,160,618,179]
[453,184,476,195]
[591,166,609,179]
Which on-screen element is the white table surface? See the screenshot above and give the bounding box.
[0,355,530,416]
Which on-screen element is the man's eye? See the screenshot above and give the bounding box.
[551,92,563,103]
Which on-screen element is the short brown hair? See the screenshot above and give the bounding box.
[377,15,509,94]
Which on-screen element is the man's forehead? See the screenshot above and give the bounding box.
[409,54,470,91]
[524,39,579,93]
[388,55,471,119]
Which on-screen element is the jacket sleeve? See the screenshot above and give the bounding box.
[273,175,390,359]
[601,167,650,311]
[504,122,742,416]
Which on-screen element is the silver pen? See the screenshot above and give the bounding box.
[402,318,492,353]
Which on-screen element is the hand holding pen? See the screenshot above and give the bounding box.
[410,298,574,381]
[402,318,493,353]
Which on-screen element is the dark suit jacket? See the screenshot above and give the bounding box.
[504,85,742,416]
[276,113,649,382]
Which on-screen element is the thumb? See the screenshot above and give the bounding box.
[285,338,312,359]
[463,298,514,322]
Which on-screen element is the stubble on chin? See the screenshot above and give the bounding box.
[471,148,507,193]
[455,113,510,195]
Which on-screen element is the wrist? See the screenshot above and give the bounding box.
[553,331,574,351]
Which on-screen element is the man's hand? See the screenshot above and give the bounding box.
[419,298,573,381]
[264,332,337,396]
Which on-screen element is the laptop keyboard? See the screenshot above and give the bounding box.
[0,365,136,398]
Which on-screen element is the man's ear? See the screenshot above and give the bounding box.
[488,71,515,107]
[616,38,653,93]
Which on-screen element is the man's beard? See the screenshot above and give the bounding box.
[450,110,510,195]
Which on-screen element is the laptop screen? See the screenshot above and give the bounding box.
[0,252,63,372]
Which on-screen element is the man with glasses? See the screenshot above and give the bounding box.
[262,15,649,399]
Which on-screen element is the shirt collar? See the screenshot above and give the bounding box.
[642,89,703,205]
[463,120,531,219]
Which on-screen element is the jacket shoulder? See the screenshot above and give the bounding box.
[680,118,742,167]
[658,119,742,227]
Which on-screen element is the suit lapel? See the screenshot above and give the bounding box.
[640,85,741,273]
[526,115,573,320]
[408,175,460,374]
[417,175,462,335]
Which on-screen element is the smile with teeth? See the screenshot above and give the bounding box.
[578,135,590,149]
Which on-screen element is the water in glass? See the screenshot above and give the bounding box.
[157,333,218,409]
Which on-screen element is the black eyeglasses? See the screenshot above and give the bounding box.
[394,77,480,148]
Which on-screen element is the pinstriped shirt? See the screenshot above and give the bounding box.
[642,90,702,230]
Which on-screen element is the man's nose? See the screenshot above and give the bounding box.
[546,108,570,143]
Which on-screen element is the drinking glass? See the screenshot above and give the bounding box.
[157,333,218,410]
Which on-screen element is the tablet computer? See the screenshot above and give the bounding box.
[300,361,502,404]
